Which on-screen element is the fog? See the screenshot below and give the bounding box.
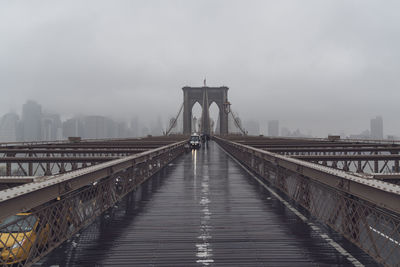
[1,0,400,137]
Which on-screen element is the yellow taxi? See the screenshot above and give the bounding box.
[0,213,48,265]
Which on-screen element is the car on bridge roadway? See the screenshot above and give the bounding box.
[0,213,49,265]
[189,134,201,149]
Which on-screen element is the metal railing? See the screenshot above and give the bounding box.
[214,136,400,266]
[0,140,186,266]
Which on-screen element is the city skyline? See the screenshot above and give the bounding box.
[0,100,168,142]
[0,99,391,142]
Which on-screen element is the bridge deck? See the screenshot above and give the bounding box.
[40,142,377,266]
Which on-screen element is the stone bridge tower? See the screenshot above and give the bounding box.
[182,86,229,135]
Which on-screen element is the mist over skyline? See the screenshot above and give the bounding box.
[1,1,400,137]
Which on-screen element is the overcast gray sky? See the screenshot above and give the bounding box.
[1,0,399,137]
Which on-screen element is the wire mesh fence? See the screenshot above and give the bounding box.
[216,137,400,266]
[0,142,185,266]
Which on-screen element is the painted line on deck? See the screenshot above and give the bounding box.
[369,226,400,246]
[195,148,214,266]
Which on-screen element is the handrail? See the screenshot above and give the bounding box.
[0,140,187,221]
[214,136,400,215]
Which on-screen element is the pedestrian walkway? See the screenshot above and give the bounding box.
[41,141,377,266]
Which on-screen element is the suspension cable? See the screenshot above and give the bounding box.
[229,110,247,135]
[165,103,184,135]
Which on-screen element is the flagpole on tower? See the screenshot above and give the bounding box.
[203,77,207,87]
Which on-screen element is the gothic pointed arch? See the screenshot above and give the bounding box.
[182,86,229,135]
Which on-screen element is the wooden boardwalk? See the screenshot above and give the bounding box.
[40,142,377,266]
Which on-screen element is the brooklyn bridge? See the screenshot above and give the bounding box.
[0,86,399,266]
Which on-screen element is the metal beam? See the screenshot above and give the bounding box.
[0,140,186,221]
[372,173,400,180]
[265,147,400,153]
[292,154,400,161]
[0,156,119,163]
[0,176,37,183]
[0,148,146,154]
[215,136,400,265]
[214,136,400,215]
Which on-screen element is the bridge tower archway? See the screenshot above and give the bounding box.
[191,102,202,133]
[209,101,220,134]
[182,86,229,135]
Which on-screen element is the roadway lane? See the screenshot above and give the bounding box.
[40,141,377,266]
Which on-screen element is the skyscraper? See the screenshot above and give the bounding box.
[370,116,383,139]
[63,117,83,138]
[21,100,42,141]
[82,116,107,139]
[192,116,198,133]
[268,120,279,137]
[0,112,19,142]
[117,121,129,138]
[41,113,62,141]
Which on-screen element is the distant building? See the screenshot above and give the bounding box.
[268,120,279,137]
[105,117,118,138]
[370,116,383,139]
[21,100,42,141]
[41,113,62,141]
[280,127,291,137]
[0,112,19,142]
[291,129,304,137]
[192,116,198,133]
[63,116,119,139]
[150,117,163,136]
[349,129,370,139]
[82,116,108,139]
[63,117,83,138]
[117,121,129,138]
[280,127,310,138]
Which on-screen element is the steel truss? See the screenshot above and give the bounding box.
[232,136,400,178]
[0,138,184,177]
[0,138,186,267]
[215,136,400,266]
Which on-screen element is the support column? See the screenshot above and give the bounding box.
[183,89,191,135]
[220,89,229,135]
[220,108,228,135]
[201,88,210,135]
